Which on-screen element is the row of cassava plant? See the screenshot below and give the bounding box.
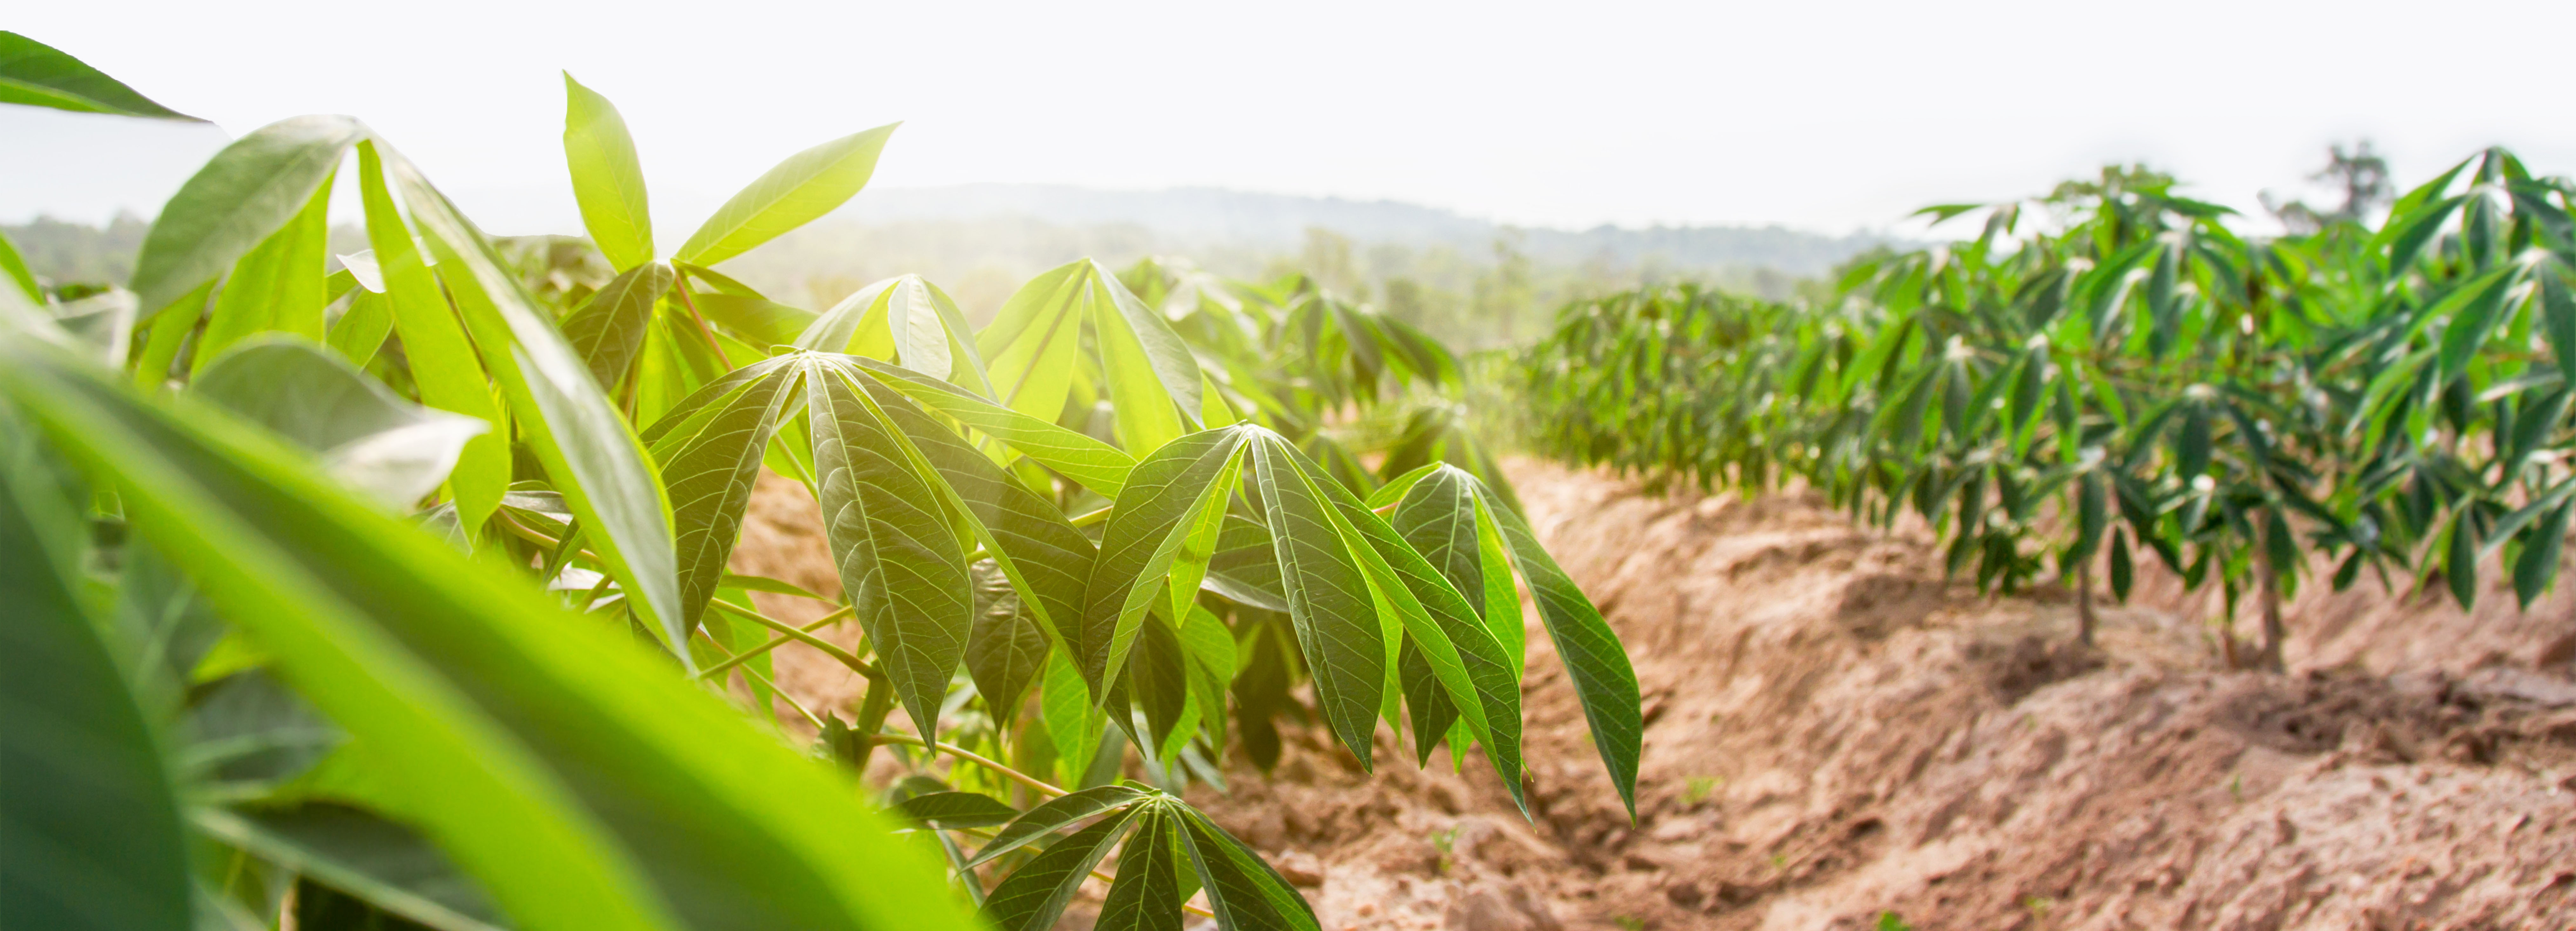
[1519,157,2576,669]
[0,31,1639,931]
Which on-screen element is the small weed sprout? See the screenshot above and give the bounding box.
[1682,775,1722,805]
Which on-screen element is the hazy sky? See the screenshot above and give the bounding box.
[11,0,2576,238]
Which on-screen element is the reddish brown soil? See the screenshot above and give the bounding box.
[736,463,2576,930]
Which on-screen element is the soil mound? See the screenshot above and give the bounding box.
[735,464,2576,929]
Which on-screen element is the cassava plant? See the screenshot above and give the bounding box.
[0,32,1641,931]
[1520,152,2576,669]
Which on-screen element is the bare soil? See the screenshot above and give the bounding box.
[735,463,2576,930]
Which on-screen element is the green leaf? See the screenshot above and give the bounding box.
[0,412,191,931]
[852,364,1093,665]
[194,804,503,931]
[1241,432,1389,769]
[561,73,653,271]
[854,356,1135,498]
[965,785,1151,869]
[1040,651,1105,786]
[0,228,41,307]
[0,31,202,119]
[1385,465,1527,801]
[1472,479,1640,818]
[2542,276,2576,384]
[693,292,818,351]
[806,362,973,737]
[559,261,676,392]
[355,142,509,531]
[133,115,365,316]
[981,804,1142,931]
[659,363,799,635]
[384,147,690,665]
[891,792,1023,831]
[2436,269,2521,381]
[1087,263,1204,453]
[1173,806,1318,931]
[1082,429,1250,693]
[191,338,489,506]
[328,288,394,367]
[977,263,1089,425]
[2514,502,2570,608]
[2445,512,2479,610]
[1094,807,1183,931]
[676,123,899,267]
[194,170,335,366]
[966,559,1053,723]
[0,339,977,931]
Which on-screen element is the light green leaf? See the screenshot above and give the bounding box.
[854,356,1134,498]
[561,73,653,271]
[132,115,365,316]
[355,142,509,531]
[385,146,689,665]
[0,227,41,305]
[0,339,978,931]
[195,170,336,370]
[0,31,202,120]
[192,338,488,506]
[676,123,898,267]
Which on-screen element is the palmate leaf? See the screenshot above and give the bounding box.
[676,123,899,267]
[561,73,654,271]
[1472,475,1640,818]
[383,146,690,666]
[1094,807,1183,931]
[982,805,1140,931]
[1082,429,1250,694]
[798,275,993,392]
[852,356,1135,498]
[806,360,973,737]
[561,261,677,392]
[0,31,202,119]
[0,338,976,931]
[657,361,800,635]
[0,410,191,931]
[1286,453,1521,804]
[1238,431,1388,768]
[132,115,366,317]
[979,259,1203,454]
[976,791,1316,931]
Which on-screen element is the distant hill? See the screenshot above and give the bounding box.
[837,184,1891,276]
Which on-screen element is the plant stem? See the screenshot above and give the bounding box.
[2254,509,2287,674]
[710,600,879,678]
[1068,504,1114,528]
[698,603,859,680]
[2076,560,2096,647]
[667,270,735,365]
[868,732,1066,800]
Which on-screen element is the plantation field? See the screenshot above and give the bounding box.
[13,24,2576,931]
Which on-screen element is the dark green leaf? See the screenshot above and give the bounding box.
[806,362,972,736]
[891,792,1023,831]
[1094,807,1183,931]
[0,414,191,931]
[194,804,502,931]
[981,805,1141,931]
[0,31,201,120]
[559,261,676,392]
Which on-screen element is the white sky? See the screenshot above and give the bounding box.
[10,0,2576,238]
